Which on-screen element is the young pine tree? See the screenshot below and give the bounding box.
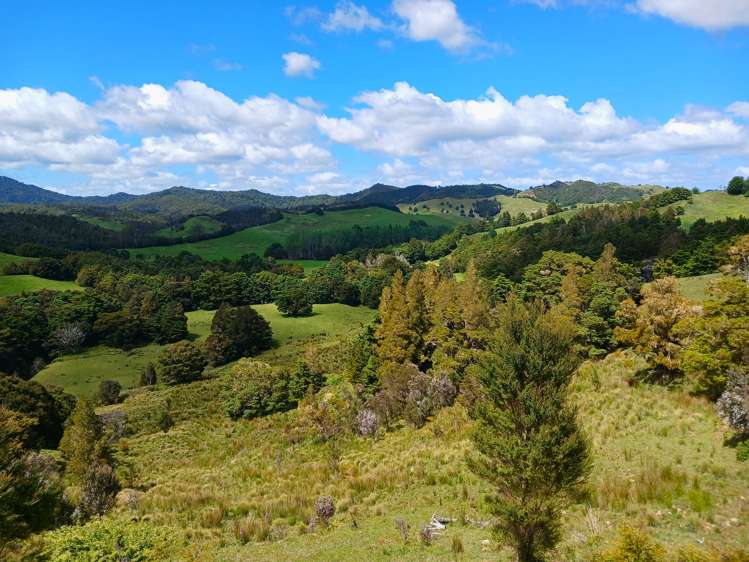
[59,398,105,486]
[469,298,590,562]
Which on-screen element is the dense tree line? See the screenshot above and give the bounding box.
[283,220,452,259]
[451,205,749,281]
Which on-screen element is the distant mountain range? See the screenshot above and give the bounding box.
[0,176,517,216]
[0,175,671,219]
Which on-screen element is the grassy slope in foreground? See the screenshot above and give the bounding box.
[671,191,749,228]
[129,207,463,261]
[32,303,376,397]
[97,352,748,560]
[0,274,81,297]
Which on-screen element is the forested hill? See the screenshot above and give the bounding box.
[524,179,663,206]
[0,176,516,214]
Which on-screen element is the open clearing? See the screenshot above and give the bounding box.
[0,274,81,297]
[130,207,461,261]
[0,251,33,270]
[33,303,376,397]
[670,191,749,228]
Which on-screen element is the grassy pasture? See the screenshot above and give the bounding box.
[674,273,724,302]
[670,191,749,228]
[398,197,482,219]
[32,304,376,398]
[0,251,34,270]
[0,274,81,297]
[155,215,225,240]
[93,351,749,560]
[73,214,126,231]
[130,207,462,261]
[494,194,547,216]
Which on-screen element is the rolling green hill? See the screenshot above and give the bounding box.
[84,352,749,560]
[33,303,376,397]
[0,251,33,270]
[494,194,547,216]
[0,274,81,297]
[155,215,226,240]
[526,180,660,206]
[669,191,749,228]
[131,207,462,261]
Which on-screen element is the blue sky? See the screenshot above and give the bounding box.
[1,0,748,194]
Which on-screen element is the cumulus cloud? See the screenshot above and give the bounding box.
[392,0,483,52]
[318,81,749,188]
[322,1,385,32]
[282,52,321,77]
[2,80,747,194]
[634,0,749,30]
[0,87,120,168]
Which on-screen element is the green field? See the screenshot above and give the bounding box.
[670,191,749,228]
[0,251,34,270]
[674,272,724,301]
[398,197,482,218]
[398,194,547,220]
[494,194,547,216]
[494,206,584,234]
[33,303,376,397]
[130,207,463,261]
[276,259,327,274]
[155,215,225,239]
[0,274,81,297]
[73,214,126,231]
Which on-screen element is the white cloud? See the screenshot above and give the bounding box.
[728,101,749,119]
[322,1,385,32]
[392,0,482,52]
[318,81,749,188]
[634,0,749,30]
[378,158,413,177]
[2,81,747,194]
[377,38,395,49]
[0,87,120,167]
[282,52,321,77]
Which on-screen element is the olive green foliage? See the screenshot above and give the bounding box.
[96,380,121,406]
[288,360,325,403]
[677,277,749,398]
[0,408,65,552]
[601,526,666,562]
[38,519,172,562]
[204,303,273,366]
[275,277,313,317]
[0,375,75,449]
[58,398,105,486]
[469,298,589,562]
[615,277,697,380]
[516,244,638,356]
[223,360,292,420]
[344,322,379,391]
[154,341,207,385]
[375,265,490,378]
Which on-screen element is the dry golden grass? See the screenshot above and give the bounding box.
[91,348,749,560]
